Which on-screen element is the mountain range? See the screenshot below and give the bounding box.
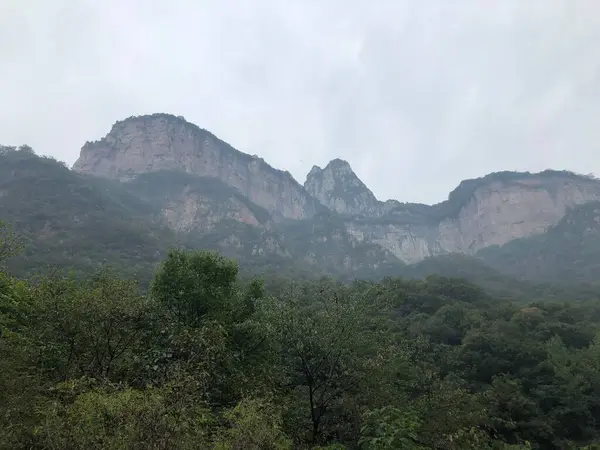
[2,112,600,296]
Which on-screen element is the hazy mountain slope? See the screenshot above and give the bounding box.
[479,201,600,285]
[393,253,599,302]
[123,171,272,231]
[0,147,174,280]
[73,114,600,265]
[4,111,600,295]
[0,147,394,282]
[73,113,322,220]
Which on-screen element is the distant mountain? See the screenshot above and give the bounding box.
[73,113,322,221]
[2,113,600,293]
[0,146,175,283]
[304,159,382,216]
[478,201,600,285]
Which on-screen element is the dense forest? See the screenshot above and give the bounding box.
[3,221,600,449]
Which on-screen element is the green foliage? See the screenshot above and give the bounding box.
[260,280,402,445]
[30,271,156,382]
[213,397,292,450]
[151,249,239,326]
[0,272,38,448]
[359,406,426,449]
[3,247,600,449]
[34,382,212,449]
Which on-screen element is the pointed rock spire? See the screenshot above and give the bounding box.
[304,158,381,215]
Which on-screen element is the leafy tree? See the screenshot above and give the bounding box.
[0,272,37,448]
[34,381,212,450]
[261,281,397,445]
[30,270,156,383]
[151,249,239,326]
[213,397,292,450]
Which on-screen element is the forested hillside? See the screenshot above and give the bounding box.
[3,221,600,449]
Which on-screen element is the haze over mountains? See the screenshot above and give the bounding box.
[2,113,600,293]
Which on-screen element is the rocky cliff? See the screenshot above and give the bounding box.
[304,159,381,215]
[122,171,272,232]
[73,114,321,221]
[72,113,600,266]
[345,171,600,263]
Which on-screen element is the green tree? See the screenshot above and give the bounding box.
[0,272,38,448]
[151,249,239,326]
[261,281,397,445]
[34,381,213,450]
[149,250,276,409]
[213,397,292,450]
[30,270,156,383]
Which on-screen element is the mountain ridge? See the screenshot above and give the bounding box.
[74,113,599,207]
[69,113,600,264]
[4,146,599,302]
[3,112,600,291]
[73,113,323,221]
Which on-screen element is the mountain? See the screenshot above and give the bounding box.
[0,146,175,282]
[479,201,600,284]
[304,159,382,215]
[73,113,322,221]
[2,113,600,292]
[72,114,600,263]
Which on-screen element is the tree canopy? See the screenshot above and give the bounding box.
[3,240,600,449]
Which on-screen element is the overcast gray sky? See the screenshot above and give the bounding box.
[1,0,599,204]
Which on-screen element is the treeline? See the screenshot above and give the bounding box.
[2,231,600,448]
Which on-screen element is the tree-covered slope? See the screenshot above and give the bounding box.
[0,146,178,280]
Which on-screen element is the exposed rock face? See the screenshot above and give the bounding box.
[121,171,271,233]
[161,192,262,232]
[73,114,319,220]
[304,159,381,215]
[72,113,600,266]
[346,172,600,263]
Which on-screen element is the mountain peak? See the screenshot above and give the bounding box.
[304,158,380,216]
[72,113,320,220]
[325,158,353,172]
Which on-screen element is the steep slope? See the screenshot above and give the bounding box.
[273,211,402,275]
[73,113,600,265]
[345,170,600,263]
[0,147,393,282]
[123,171,272,231]
[479,201,600,284]
[73,113,321,220]
[0,147,174,281]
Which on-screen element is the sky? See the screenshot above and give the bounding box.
[1,0,599,205]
